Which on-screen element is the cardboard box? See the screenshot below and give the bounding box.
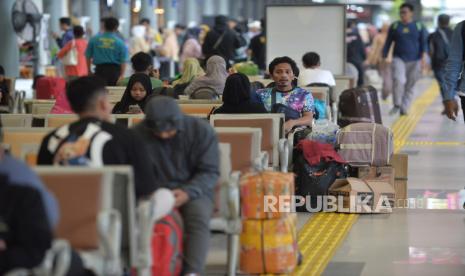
[329,177,395,213]
[352,166,395,187]
[390,154,408,200]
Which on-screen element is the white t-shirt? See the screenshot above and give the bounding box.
[298,68,336,87]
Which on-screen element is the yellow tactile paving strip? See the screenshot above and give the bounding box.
[391,82,440,153]
[292,82,439,276]
[402,141,465,146]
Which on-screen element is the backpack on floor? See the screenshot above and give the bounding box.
[294,153,348,211]
[151,211,183,276]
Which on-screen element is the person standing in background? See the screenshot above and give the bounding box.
[383,3,428,116]
[86,17,128,86]
[443,20,465,122]
[248,19,267,72]
[57,26,89,80]
[157,29,180,79]
[428,14,453,109]
[346,20,367,87]
[367,22,394,100]
[174,24,187,49]
[52,17,74,49]
[179,28,202,69]
[130,25,151,56]
[140,18,163,49]
[202,15,246,66]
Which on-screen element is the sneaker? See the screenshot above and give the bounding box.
[400,108,408,116]
[389,106,400,115]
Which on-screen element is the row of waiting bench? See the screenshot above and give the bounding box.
[2,75,356,275]
[28,142,241,275]
[3,115,283,275]
[1,113,288,173]
[22,85,340,118]
[4,101,355,275]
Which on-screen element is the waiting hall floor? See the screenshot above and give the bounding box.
[206,77,465,276]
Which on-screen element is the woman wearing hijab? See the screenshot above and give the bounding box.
[157,29,179,62]
[112,73,153,114]
[172,58,205,96]
[130,25,150,56]
[184,55,228,96]
[214,73,267,114]
[179,28,202,68]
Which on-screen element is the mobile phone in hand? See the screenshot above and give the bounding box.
[128,105,142,114]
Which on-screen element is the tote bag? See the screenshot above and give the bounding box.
[62,40,78,66]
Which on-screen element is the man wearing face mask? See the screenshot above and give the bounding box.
[134,96,220,276]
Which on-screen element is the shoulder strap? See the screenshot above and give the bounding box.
[213,32,226,50]
[271,88,277,106]
[392,21,399,30]
[437,28,450,46]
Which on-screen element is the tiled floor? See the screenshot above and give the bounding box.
[205,77,465,276]
[327,78,465,276]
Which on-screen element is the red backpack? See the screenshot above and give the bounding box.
[151,211,183,276]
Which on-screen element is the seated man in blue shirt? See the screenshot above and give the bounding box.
[383,3,428,116]
[86,17,128,86]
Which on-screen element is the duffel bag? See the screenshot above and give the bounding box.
[337,123,393,167]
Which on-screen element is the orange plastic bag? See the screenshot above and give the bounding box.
[240,171,295,219]
[240,214,298,274]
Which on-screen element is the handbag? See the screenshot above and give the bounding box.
[270,89,301,121]
[62,40,78,66]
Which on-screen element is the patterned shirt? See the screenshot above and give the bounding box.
[256,87,315,114]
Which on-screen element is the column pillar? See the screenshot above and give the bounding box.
[257,0,265,20]
[43,0,63,52]
[203,0,215,16]
[0,0,20,77]
[163,0,177,28]
[82,0,100,37]
[244,0,255,21]
[230,0,241,20]
[185,0,198,27]
[112,0,131,39]
[140,0,158,30]
[217,0,229,16]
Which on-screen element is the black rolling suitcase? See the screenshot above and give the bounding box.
[338,85,382,128]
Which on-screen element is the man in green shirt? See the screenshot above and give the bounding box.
[86,17,128,85]
[117,52,163,88]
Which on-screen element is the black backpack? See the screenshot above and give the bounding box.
[293,154,348,212]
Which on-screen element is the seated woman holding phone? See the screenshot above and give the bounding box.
[112,73,153,114]
[255,56,315,134]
